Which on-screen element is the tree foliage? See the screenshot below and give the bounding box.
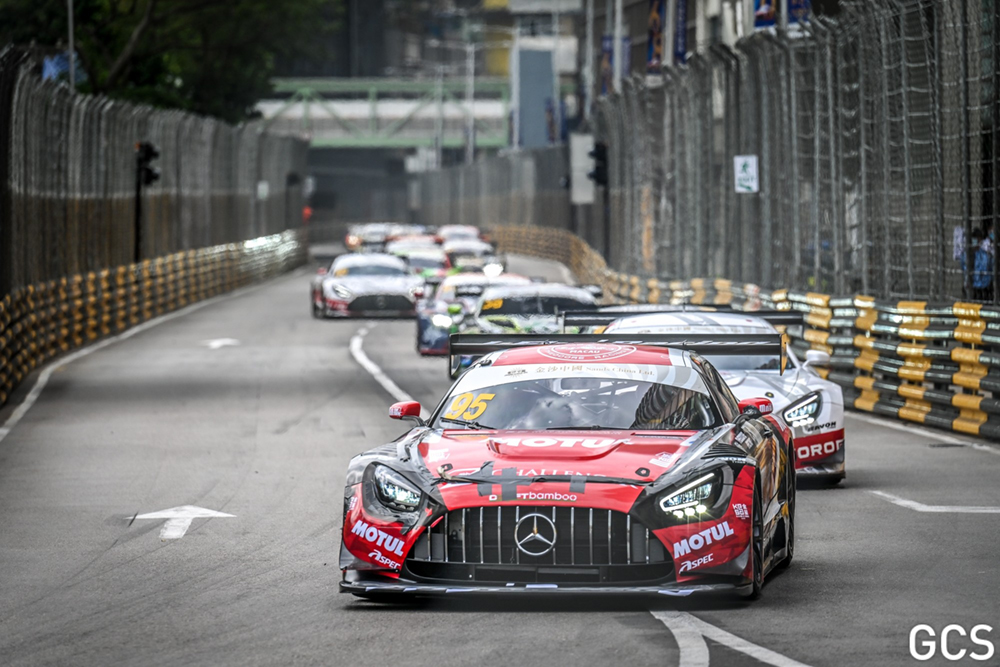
[0,0,341,122]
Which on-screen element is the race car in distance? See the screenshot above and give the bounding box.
[311,253,424,318]
[345,223,426,253]
[435,224,481,244]
[601,310,845,482]
[416,273,531,355]
[442,239,504,276]
[339,333,796,598]
[390,247,452,280]
[462,283,598,335]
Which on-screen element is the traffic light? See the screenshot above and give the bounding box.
[588,141,608,186]
[136,142,160,186]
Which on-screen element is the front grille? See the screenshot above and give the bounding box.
[348,294,412,312]
[405,506,671,585]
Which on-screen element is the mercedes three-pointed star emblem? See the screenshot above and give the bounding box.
[514,513,557,557]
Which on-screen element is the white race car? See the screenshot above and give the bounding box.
[602,310,845,483]
[311,253,424,318]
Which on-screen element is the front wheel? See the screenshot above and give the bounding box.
[778,447,796,569]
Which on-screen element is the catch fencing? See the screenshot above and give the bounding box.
[422,0,999,304]
[0,47,309,297]
[0,47,310,408]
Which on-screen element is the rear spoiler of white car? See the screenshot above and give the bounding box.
[448,332,787,379]
[560,307,805,330]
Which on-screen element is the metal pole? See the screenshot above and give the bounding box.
[466,42,475,164]
[584,0,594,120]
[664,0,677,69]
[67,0,75,90]
[613,0,623,93]
[134,148,142,262]
[553,0,563,140]
[435,67,444,169]
[512,21,521,149]
[779,0,789,36]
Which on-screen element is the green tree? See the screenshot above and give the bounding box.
[0,0,341,122]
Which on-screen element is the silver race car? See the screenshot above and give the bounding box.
[311,253,425,319]
[601,310,845,483]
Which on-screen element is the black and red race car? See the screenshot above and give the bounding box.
[340,334,796,599]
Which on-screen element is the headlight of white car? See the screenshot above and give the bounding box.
[783,391,823,427]
[326,284,353,300]
[431,314,453,328]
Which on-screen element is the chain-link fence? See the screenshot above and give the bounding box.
[0,47,309,297]
[418,0,999,303]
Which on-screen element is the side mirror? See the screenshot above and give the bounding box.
[738,397,773,419]
[389,401,424,425]
[803,350,831,368]
[447,303,463,315]
[316,267,327,276]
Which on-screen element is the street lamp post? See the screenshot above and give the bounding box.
[67,0,75,91]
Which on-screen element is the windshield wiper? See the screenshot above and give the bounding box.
[440,417,496,430]
[545,425,614,430]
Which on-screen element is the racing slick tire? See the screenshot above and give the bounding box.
[778,446,796,570]
[311,296,323,319]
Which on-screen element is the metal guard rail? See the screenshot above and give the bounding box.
[0,230,307,408]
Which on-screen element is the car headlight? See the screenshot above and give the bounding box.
[783,392,822,427]
[659,473,717,517]
[483,263,503,278]
[431,314,453,328]
[327,284,352,300]
[373,465,422,511]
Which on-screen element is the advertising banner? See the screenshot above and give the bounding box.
[646,0,665,73]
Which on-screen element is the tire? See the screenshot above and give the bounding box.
[778,446,796,570]
[747,479,765,600]
[311,292,323,319]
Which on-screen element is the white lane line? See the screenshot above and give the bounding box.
[667,612,815,667]
[350,325,431,420]
[0,275,282,446]
[869,490,1000,514]
[847,411,1000,457]
[650,611,710,667]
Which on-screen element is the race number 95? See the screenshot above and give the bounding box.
[444,392,495,420]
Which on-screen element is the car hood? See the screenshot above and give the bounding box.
[413,428,724,510]
[719,370,829,411]
[323,275,422,296]
[475,314,561,333]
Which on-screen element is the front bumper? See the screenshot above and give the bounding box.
[340,574,750,598]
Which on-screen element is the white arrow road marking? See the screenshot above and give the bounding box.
[134,505,236,540]
[869,490,1000,514]
[653,611,814,667]
[350,325,430,420]
[201,338,241,350]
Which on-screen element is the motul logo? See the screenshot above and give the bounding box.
[673,521,735,557]
[351,520,405,556]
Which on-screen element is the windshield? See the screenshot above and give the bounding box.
[407,256,446,269]
[333,265,406,277]
[433,375,717,431]
[480,295,591,317]
[705,354,780,371]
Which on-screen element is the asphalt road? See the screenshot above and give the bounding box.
[1,255,999,667]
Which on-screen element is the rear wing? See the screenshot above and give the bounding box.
[448,332,787,379]
[560,307,804,331]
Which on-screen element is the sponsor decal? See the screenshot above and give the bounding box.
[426,449,450,464]
[348,496,358,511]
[368,550,402,570]
[797,438,844,461]
[910,624,995,662]
[490,437,619,449]
[505,368,527,377]
[350,520,405,557]
[389,404,405,418]
[537,344,637,362]
[489,491,578,502]
[733,503,750,520]
[672,521,736,557]
[678,553,714,573]
[649,451,678,468]
[803,421,836,433]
